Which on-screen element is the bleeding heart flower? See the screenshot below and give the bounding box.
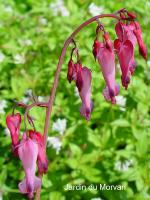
[6,113,21,155]
[114,39,134,89]
[78,67,93,120]
[29,130,48,175]
[67,59,75,83]
[133,22,147,60]
[115,21,137,85]
[18,133,41,199]
[67,58,93,120]
[75,63,83,92]
[93,33,120,104]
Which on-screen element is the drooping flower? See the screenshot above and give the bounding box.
[115,20,147,81]
[78,67,93,120]
[67,59,93,120]
[67,59,75,83]
[114,39,134,89]
[6,113,21,155]
[93,33,120,103]
[115,21,137,75]
[29,130,48,175]
[18,133,41,199]
[74,62,83,92]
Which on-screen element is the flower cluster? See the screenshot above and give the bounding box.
[67,9,147,120]
[6,113,48,199]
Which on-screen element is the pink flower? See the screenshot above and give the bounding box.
[67,59,74,83]
[29,130,48,175]
[75,62,83,92]
[78,67,93,120]
[93,33,120,104]
[67,60,92,120]
[18,133,41,199]
[133,22,147,60]
[6,113,21,155]
[115,20,147,79]
[114,39,134,89]
[114,21,139,88]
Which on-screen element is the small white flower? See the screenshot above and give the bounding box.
[91,198,103,200]
[47,136,62,154]
[116,95,126,107]
[39,17,48,26]
[115,160,133,172]
[4,128,10,136]
[0,52,5,63]
[25,89,32,97]
[4,5,13,13]
[13,54,25,64]
[147,60,150,67]
[21,97,29,104]
[18,39,32,47]
[0,100,7,114]
[38,96,45,102]
[59,6,70,17]
[49,0,70,17]
[52,118,67,135]
[88,3,104,16]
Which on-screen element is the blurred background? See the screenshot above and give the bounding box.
[0,0,150,199]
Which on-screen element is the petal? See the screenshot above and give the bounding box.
[80,101,93,121]
[115,39,134,89]
[133,22,147,59]
[6,113,21,155]
[97,42,119,103]
[29,130,48,174]
[115,21,124,41]
[18,137,38,197]
[75,63,83,92]
[18,176,41,196]
[18,137,38,169]
[114,38,121,52]
[18,179,27,194]
[67,59,74,83]
[103,84,120,104]
[123,23,137,47]
[37,157,48,174]
[78,67,93,120]
[92,40,103,60]
[103,32,113,51]
[115,21,137,47]
[127,11,136,19]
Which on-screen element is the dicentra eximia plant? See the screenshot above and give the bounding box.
[6,8,147,199]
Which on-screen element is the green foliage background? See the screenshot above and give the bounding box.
[0,0,150,199]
